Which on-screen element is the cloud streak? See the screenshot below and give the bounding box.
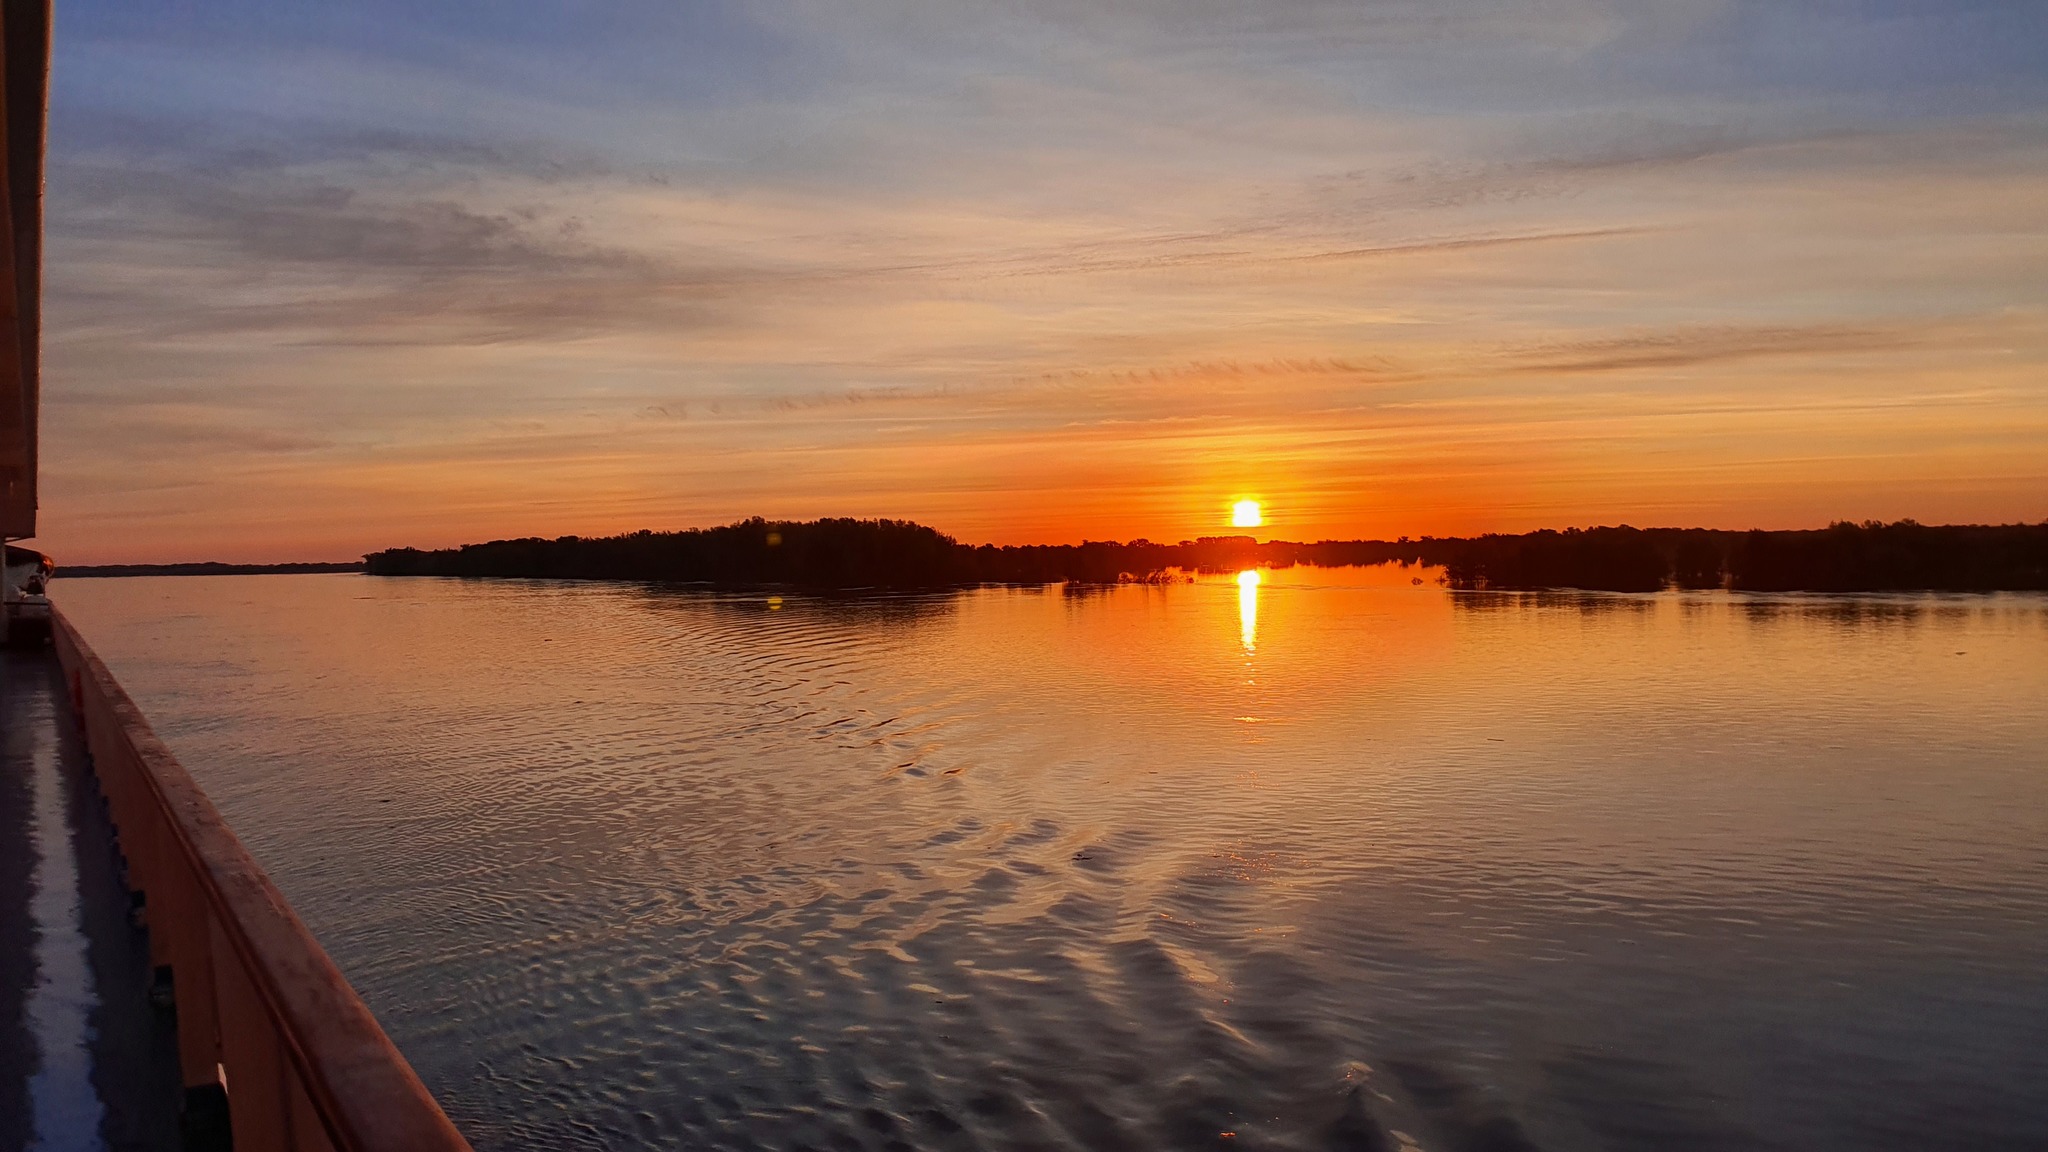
[31,0,2048,561]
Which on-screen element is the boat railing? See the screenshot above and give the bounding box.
[51,606,473,1152]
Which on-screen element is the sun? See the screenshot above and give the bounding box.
[1232,499,1263,529]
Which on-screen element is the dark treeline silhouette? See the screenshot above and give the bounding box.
[368,519,968,588]
[1375,521,2046,592]
[1727,520,2048,592]
[58,561,365,578]
[1434,527,1671,592]
[365,520,1432,589]
[364,517,2048,592]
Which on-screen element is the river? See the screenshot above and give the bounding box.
[54,569,2048,1151]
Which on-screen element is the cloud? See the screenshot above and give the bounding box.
[29,0,2048,560]
[1500,324,1917,375]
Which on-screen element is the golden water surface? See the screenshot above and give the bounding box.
[57,569,2048,1151]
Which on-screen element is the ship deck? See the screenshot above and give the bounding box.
[1,647,182,1152]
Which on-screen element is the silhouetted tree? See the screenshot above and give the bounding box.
[364,518,2048,593]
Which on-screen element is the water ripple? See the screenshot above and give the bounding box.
[52,573,2048,1151]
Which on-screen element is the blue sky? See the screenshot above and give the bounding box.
[39,0,2048,560]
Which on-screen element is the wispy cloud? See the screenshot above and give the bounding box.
[33,0,2048,560]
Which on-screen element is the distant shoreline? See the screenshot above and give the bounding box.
[49,518,2048,592]
[362,517,2048,594]
[57,562,364,579]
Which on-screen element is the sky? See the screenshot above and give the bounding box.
[36,0,2048,562]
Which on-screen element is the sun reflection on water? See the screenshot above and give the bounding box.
[1237,569,1260,653]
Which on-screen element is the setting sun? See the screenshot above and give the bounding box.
[1232,500,1263,529]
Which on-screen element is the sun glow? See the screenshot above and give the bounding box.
[1232,500,1263,529]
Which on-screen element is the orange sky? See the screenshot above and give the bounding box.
[33,3,2048,563]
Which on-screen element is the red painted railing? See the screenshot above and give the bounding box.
[52,607,472,1152]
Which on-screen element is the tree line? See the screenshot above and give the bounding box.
[57,561,365,578]
[1421,521,2047,592]
[362,517,2048,592]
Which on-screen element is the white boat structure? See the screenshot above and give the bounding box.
[2,537,49,640]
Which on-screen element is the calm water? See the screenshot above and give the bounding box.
[55,570,2048,1152]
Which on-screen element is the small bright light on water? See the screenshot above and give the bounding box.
[1237,569,1261,587]
[1232,500,1263,528]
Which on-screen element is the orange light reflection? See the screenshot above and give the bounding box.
[1237,569,1260,653]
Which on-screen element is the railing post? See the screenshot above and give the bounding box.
[214,917,294,1150]
[162,853,224,1089]
[137,792,176,969]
